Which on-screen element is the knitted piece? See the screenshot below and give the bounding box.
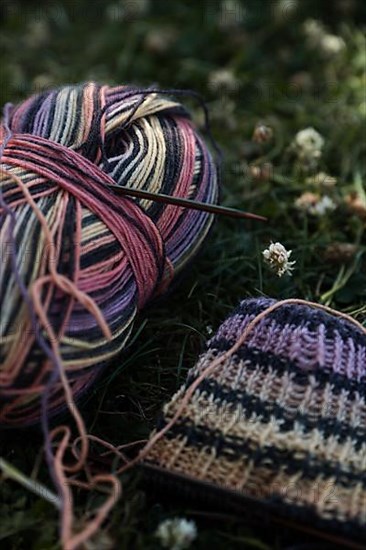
[143,298,366,539]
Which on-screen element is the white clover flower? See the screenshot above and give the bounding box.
[262,242,296,277]
[294,128,324,156]
[311,195,337,216]
[303,18,325,44]
[295,192,336,216]
[292,127,324,168]
[208,68,239,94]
[303,19,345,57]
[295,191,319,212]
[155,518,197,550]
[320,34,346,56]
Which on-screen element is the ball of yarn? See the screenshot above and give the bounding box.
[4,82,218,272]
[0,82,219,427]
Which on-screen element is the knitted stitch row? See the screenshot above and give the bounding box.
[144,298,366,541]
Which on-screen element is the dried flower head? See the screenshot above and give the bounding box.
[295,191,319,211]
[262,242,296,277]
[345,192,366,220]
[155,518,197,550]
[249,162,273,182]
[324,242,358,263]
[252,123,274,144]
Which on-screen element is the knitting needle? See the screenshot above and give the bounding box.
[106,184,267,222]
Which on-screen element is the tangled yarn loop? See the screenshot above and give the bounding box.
[0,82,219,427]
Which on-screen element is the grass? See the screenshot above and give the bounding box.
[0,0,365,548]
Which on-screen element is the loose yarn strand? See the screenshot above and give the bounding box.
[1,153,121,550]
[0,108,72,537]
[1,158,119,547]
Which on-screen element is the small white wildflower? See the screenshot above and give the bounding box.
[206,325,214,336]
[294,127,324,156]
[262,242,296,277]
[295,192,336,216]
[208,68,239,94]
[303,19,345,57]
[292,127,324,168]
[311,195,337,216]
[303,18,325,44]
[320,34,346,56]
[155,518,197,550]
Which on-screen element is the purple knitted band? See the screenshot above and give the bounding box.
[144,297,366,542]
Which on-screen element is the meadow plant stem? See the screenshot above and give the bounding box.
[0,457,61,510]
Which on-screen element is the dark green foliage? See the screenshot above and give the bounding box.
[0,0,365,548]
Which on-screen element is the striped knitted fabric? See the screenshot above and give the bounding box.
[143,298,366,541]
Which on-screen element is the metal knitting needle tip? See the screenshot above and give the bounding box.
[106,184,267,222]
